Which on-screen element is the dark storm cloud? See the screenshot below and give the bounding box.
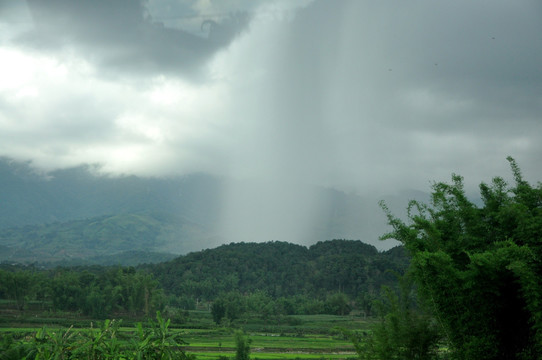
[248,0,542,192]
[20,0,250,77]
[1,0,542,248]
[214,0,542,248]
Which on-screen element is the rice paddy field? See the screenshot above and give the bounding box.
[180,332,357,359]
[0,307,376,359]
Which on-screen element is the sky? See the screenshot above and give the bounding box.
[1,0,541,249]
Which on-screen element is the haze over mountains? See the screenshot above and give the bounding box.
[0,158,414,265]
[1,1,540,267]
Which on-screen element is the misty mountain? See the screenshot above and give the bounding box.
[0,212,215,265]
[0,158,420,264]
[0,158,222,229]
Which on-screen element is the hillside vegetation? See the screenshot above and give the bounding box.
[0,213,211,265]
[149,240,408,302]
[0,240,409,321]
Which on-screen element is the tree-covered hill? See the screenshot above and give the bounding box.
[0,239,409,320]
[149,239,409,301]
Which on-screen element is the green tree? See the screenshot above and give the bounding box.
[211,298,226,324]
[0,270,34,310]
[376,276,440,360]
[347,274,440,360]
[216,290,246,323]
[357,292,377,318]
[50,270,85,312]
[324,292,351,315]
[234,331,251,360]
[380,157,542,359]
[246,290,271,314]
[83,286,110,319]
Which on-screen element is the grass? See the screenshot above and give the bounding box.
[0,327,358,359]
[192,352,357,360]
[0,308,372,359]
[179,331,356,359]
[181,333,354,348]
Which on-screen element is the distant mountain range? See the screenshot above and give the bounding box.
[0,213,209,265]
[0,158,421,265]
[0,158,222,229]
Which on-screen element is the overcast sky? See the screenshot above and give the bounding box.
[1,0,541,248]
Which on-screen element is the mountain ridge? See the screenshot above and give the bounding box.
[0,212,214,265]
[0,158,412,263]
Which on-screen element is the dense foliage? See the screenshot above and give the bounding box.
[381,157,542,360]
[0,266,164,318]
[0,312,193,359]
[149,240,408,306]
[348,274,441,360]
[0,240,409,320]
[234,331,251,360]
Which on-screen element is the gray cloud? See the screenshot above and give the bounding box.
[249,0,542,190]
[1,0,541,248]
[18,0,251,78]
[215,0,542,246]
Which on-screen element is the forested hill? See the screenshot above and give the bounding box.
[148,239,409,300]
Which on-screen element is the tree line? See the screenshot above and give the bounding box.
[0,240,409,320]
[0,265,163,319]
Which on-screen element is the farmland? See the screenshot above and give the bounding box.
[0,240,398,359]
[0,305,373,359]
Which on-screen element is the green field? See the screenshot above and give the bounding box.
[0,328,359,359]
[0,307,373,359]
